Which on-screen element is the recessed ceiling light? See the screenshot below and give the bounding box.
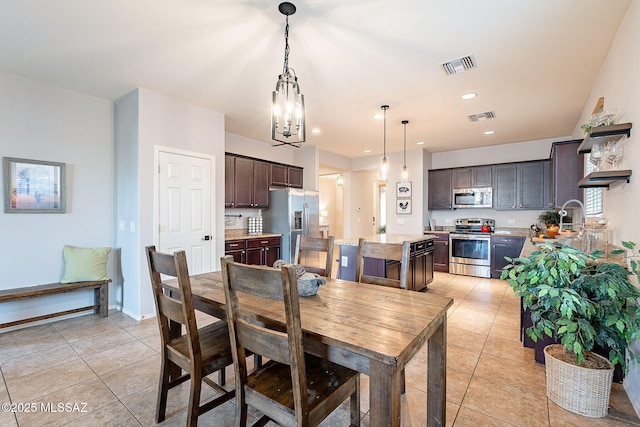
[416,141,425,145]
[311,128,321,134]
[364,149,372,153]
[483,130,495,135]
[374,114,384,120]
[461,92,477,100]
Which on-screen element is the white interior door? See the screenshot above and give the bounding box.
[158,151,213,274]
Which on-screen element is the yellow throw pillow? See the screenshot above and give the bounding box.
[61,245,112,283]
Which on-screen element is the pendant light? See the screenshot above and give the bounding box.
[272,2,305,147]
[380,105,389,180]
[401,120,409,182]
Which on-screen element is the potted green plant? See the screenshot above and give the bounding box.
[537,210,572,228]
[501,241,640,418]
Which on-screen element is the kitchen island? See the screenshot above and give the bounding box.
[336,234,436,291]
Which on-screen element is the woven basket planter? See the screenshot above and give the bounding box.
[544,344,614,418]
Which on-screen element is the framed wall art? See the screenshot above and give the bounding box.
[396,198,412,214]
[396,181,412,198]
[3,157,66,213]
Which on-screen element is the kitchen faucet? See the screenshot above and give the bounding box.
[558,199,585,232]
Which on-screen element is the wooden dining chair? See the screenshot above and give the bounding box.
[220,255,360,427]
[146,246,234,427]
[355,238,411,289]
[293,234,335,277]
[354,238,410,393]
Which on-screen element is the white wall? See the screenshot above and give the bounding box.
[225,132,295,165]
[385,148,425,235]
[574,0,640,414]
[0,72,114,327]
[431,137,561,169]
[115,88,226,320]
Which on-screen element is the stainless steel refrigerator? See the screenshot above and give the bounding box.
[262,188,320,263]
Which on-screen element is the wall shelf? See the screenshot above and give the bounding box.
[577,122,632,154]
[578,170,632,189]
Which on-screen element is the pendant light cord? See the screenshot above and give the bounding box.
[282,16,290,76]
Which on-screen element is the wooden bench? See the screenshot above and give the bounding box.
[0,280,110,329]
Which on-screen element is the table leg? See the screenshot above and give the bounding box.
[369,360,402,427]
[427,316,447,427]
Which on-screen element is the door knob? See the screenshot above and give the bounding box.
[203,235,211,241]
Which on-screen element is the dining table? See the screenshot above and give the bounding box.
[163,271,453,427]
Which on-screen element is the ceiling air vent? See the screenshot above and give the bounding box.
[468,111,496,122]
[441,54,477,75]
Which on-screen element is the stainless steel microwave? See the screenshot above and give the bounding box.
[452,187,493,208]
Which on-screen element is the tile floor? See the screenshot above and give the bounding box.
[1,272,639,426]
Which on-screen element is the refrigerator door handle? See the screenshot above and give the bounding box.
[303,202,309,237]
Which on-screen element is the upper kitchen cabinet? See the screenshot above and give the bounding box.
[494,164,517,209]
[231,156,270,209]
[428,169,453,210]
[494,160,550,210]
[271,163,303,188]
[225,155,235,208]
[452,166,492,189]
[550,140,584,207]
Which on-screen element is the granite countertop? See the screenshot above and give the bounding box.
[336,233,435,247]
[519,238,626,266]
[424,230,450,235]
[225,232,282,241]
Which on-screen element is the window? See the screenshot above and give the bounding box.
[584,156,603,216]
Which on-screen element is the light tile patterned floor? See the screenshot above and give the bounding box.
[0,272,638,426]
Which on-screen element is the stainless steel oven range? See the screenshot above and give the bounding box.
[449,218,495,278]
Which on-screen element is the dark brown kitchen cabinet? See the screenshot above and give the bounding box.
[271,164,303,188]
[432,233,450,272]
[550,140,584,208]
[452,166,492,188]
[224,239,246,264]
[490,235,525,278]
[428,169,453,210]
[494,160,550,210]
[246,237,281,266]
[338,238,434,291]
[225,155,235,208]
[226,236,281,267]
[288,167,303,188]
[233,157,270,209]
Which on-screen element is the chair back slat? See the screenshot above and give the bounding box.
[236,318,291,365]
[226,263,285,300]
[157,293,187,324]
[294,235,335,278]
[355,239,410,289]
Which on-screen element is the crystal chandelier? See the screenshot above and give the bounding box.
[271,2,305,147]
